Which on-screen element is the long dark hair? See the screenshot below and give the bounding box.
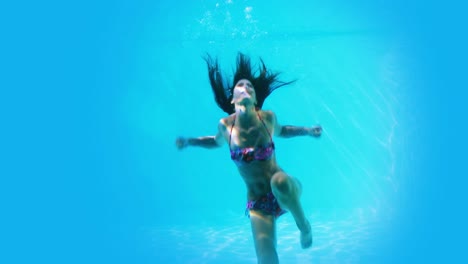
[204,52,295,114]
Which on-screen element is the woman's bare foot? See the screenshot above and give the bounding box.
[300,220,312,249]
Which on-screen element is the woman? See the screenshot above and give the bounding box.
[176,53,322,264]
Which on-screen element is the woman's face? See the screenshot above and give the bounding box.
[232,79,256,105]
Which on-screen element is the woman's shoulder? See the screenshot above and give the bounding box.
[258,109,276,122]
[219,114,236,128]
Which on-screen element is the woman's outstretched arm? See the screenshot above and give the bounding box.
[271,111,322,138]
[176,120,226,150]
[279,125,322,138]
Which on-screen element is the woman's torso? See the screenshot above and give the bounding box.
[221,110,282,200]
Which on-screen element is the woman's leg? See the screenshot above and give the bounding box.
[270,172,312,248]
[249,210,279,264]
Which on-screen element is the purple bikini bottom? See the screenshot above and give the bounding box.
[245,191,287,218]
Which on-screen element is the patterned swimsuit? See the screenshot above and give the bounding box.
[228,112,287,218]
[229,112,275,165]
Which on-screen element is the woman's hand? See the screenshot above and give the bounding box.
[310,125,322,137]
[176,137,188,149]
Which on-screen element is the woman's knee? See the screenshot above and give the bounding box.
[270,172,293,194]
[254,233,276,249]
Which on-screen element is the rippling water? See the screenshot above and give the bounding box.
[144,208,389,263]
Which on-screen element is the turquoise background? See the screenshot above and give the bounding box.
[1,0,467,263]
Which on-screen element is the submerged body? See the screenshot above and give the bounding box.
[176,55,321,264]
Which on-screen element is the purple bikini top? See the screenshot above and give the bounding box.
[229,112,275,165]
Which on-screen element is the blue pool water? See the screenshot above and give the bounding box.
[125,1,412,263]
[2,1,467,264]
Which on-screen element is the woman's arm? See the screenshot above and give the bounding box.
[176,120,226,149]
[271,112,322,138]
[279,125,322,138]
